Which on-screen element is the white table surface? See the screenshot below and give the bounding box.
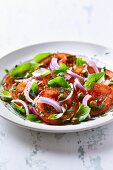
[0,0,113,170]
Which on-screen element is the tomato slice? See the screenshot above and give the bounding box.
[88,83,113,116]
[3,74,14,90]
[10,82,27,99]
[105,69,113,80]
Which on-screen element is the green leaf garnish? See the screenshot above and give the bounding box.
[52,64,68,74]
[75,104,91,121]
[84,72,105,90]
[27,114,41,122]
[76,57,86,67]
[11,102,26,115]
[48,76,70,88]
[34,52,51,63]
[10,62,37,79]
[30,83,39,97]
[0,90,11,101]
[48,112,63,120]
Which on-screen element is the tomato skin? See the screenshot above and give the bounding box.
[53,53,74,66]
[87,66,95,74]
[88,83,113,116]
[73,66,85,75]
[3,74,14,90]
[10,82,27,99]
[105,69,113,80]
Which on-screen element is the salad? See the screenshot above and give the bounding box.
[0,52,113,125]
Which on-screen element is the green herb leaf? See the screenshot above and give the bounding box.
[0,90,11,101]
[52,64,67,74]
[10,62,37,79]
[27,114,40,122]
[48,76,70,88]
[34,52,51,63]
[11,102,26,115]
[48,112,63,120]
[75,104,91,121]
[84,72,105,90]
[30,83,39,97]
[4,69,9,73]
[76,57,86,67]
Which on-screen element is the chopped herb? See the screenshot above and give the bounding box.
[69,107,74,112]
[84,72,105,90]
[98,104,105,110]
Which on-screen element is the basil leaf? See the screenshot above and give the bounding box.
[0,90,11,101]
[11,102,26,115]
[75,104,91,121]
[48,76,70,88]
[30,83,39,97]
[10,62,37,79]
[52,64,67,74]
[48,112,63,120]
[27,114,40,122]
[76,57,86,67]
[34,52,51,63]
[84,72,105,90]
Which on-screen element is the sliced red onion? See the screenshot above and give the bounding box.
[82,94,92,106]
[24,79,37,103]
[15,77,32,83]
[32,68,50,78]
[103,80,110,85]
[59,83,74,103]
[67,69,86,81]
[64,74,72,80]
[84,57,99,73]
[49,57,59,70]
[33,95,40,105]
[74,78,86,92]
[11,99,29,115]
[28,105,38,114]
[34,96,63,112]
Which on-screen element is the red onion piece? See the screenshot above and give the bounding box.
[32,68,50,78]
[11,99,29,115]
[67,69,86,81]
[24,79,37,103]
[15,77,32,83]
[74,78,86,93]
[49,57,59,70]
[59,83,74,103]
[34,96,63,112]
[28,105,38,114]
[83,57,99,73]
[64,74,72,80]
[82,94,92,106]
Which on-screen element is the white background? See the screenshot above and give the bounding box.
[0,0,113,170]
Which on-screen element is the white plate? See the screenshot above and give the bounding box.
[0,41,113,133]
